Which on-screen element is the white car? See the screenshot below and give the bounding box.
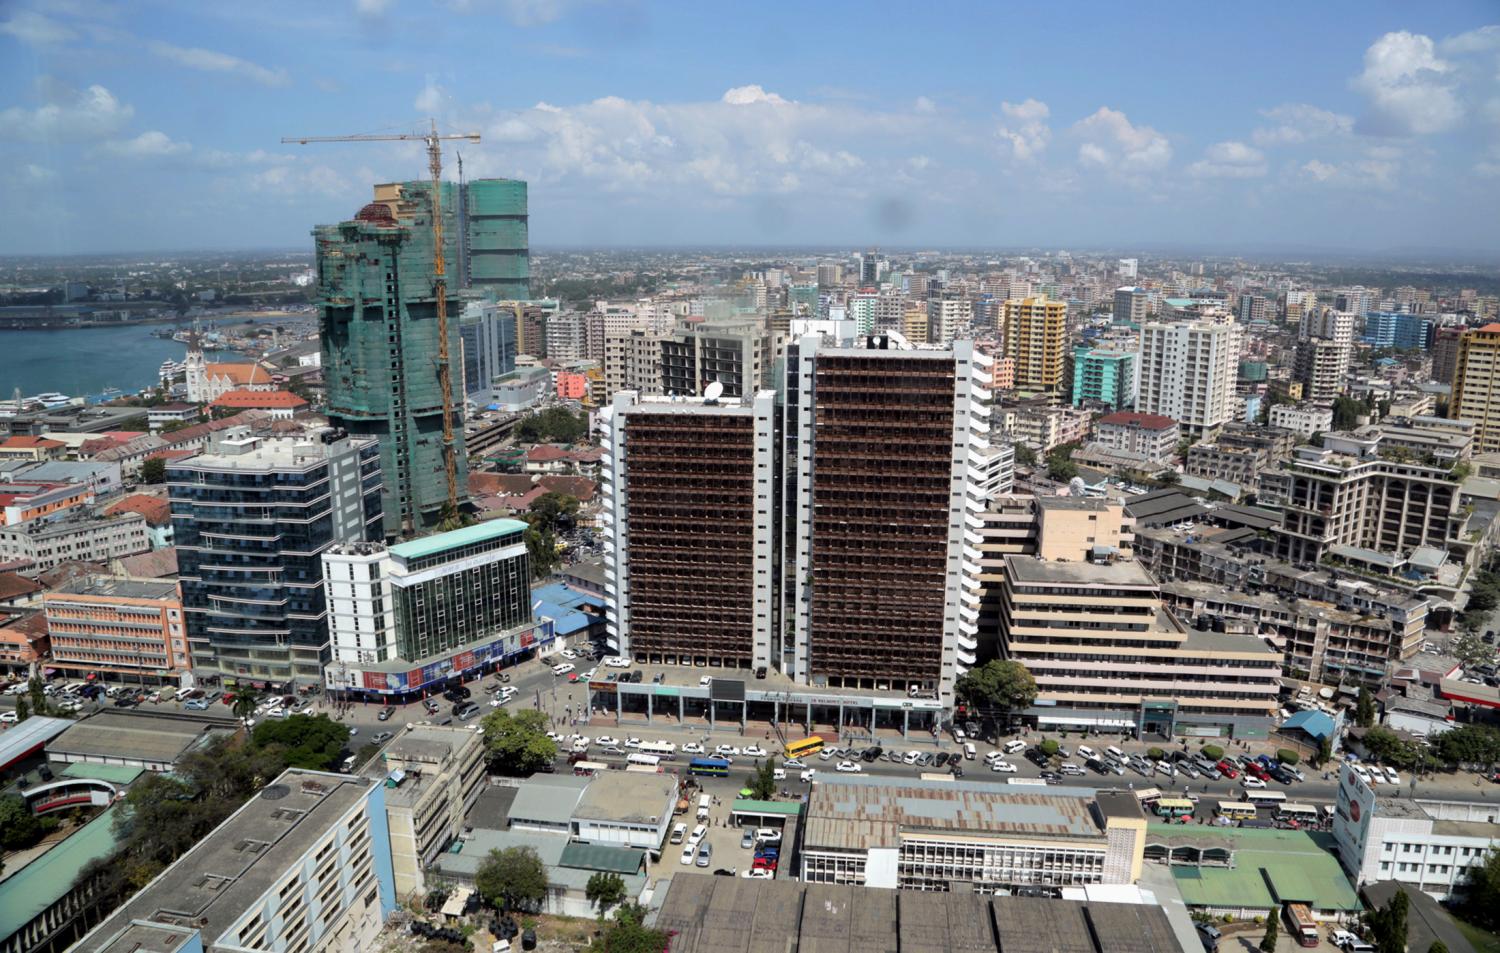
[604,656,630,668]
[983,751,1004,763]
[783,758,806,769]
[772,768,786,781]
[625,737,643,749]
[742,867,773,879]
[0,710,17,723]
[1076,745,1098,761]
[1154,760,1176,777]
[990,760,1018,773]
[753,829,782,844]
[799,769,817,782]
[560,648,578,660]
[742,745,767,758]
[596,735,619,747]
[688,824,708,844]
[817,748,835,761]
[715,745,742,757]
[1383,766,1400,785]
[681,742,704,754]
[580,668,597,681]
[699,675,713,687]
[552,663,575,676]
[835,760,862,773]
[680,846,696,866]
[1242,775,1267,789]
[1352,764,1371,782]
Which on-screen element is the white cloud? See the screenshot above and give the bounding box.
[914,96,937,114]
[1187,140,1267,179]
[101,130,192,158]
[149,40,291,88]
[23,164,56,182]
[1297,155,1399,189]
[1352,31,1461,136]
[1071,107,1171,173]
[0,10,77,45]
[415,80,447,114]
[722,85,790,106]
[0,83,133,141]
[355,0,394,15]
[1476,145,1500,178]
[1252,103,1354,146]
[996,98,1050,160]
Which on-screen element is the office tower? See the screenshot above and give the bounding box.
[171,427,383,684]
[1451,324,1500,453]
[1137,319,1241,441]
[1237,293,1268,323]
[1117,258,1138,280]
[1294,307,1355,401]
[659,317,777,398]
[603,329,666,399]
[1002,296,1068,397]
[1431,326,1464,385]
[927,292,972,345]
[906,272,930,297]
[457,178,529,298]
[858,250,885,285]
[545,310,589,361]
[458,300,518,397]
[323,519,544,698]
[1282,289,1314,327]
[784,335,992,702]
[789,282,819,314]
[1362,311,1433,350]
[1112,286,1149,326]
[315,192,469,537]
[600,390,777,669]
[816,262,843,288]
[1071,345,1137,410]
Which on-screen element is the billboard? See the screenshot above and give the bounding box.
[337,619,557,696]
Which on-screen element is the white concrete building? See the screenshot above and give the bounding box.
[1332,763,1499,901]
[374,724,488,899]
[1137,320,1241,441]
[570,771,679,849]
[1268,403,1334,438]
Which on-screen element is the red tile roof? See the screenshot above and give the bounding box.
[1097,411,1178,430]
[105,493,172,526]
[209,389,308,410]
[525,444,571,462]
[0,436,64,449]
[204,362,272,386]
[0,572,42,602]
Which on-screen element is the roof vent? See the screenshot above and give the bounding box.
[261,784,291,801]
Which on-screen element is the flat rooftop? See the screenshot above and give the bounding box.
[47,710,235,766]
[802,775,1117,852]
[574,771,678,825]
[76,771,375,953]
[175,431,366,473]
[47,576,178,601]
[1004,555,1156,587]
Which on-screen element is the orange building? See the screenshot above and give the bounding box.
[0,611,48,677]
[556,370,589,400]
[43,576,188,681]
[0,435,66,462]
[0,481,91,526]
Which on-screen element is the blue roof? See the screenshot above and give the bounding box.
[531,582,604,636]
[1283,710,1336,741]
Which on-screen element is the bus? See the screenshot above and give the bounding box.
[1154,798,1196,818]
[688,757,731,778]
[1281,903,1319,948]
[1244,790,1287,806]
[572,760,609,776]
[627,753,662,769]
[1214,801,1259,822]
[1275,804,1319,825]
[625,764,661,774]
[638,741,676,760]
[784,736,826,760]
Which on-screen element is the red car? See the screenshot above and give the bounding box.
[1248,763,1270,781]
[1216,760,1239,779]
[221,693,236,705]
[752,857,777,871]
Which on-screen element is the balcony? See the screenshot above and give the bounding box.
[956,646,978,667]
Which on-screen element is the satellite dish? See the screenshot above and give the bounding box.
[704,381,724,401]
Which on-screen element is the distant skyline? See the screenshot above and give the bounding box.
[2,1,1499,256]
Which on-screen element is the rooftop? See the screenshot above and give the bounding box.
[388,517,527,562]
[573,771,678,825]
[0,805,125,944]
[47,575,179,602]
[1003,555,1156,587]
[47,709,235,767]
[171,429,368,473]
[1097,411,1177,430]
[1147,825,1360,912]
[508,773,590,826]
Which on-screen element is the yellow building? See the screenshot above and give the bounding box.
[1452,323,1500,453]
[1003,296,1068,397]
[901,306,930,344]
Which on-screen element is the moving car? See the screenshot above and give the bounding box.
[551,663,575,676]
[990,760,1018,773]
[835,760,862,773]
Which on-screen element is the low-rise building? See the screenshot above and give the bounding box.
[1034,495,1133,562]
[374,724,487,899]
[1094,412,1179,463]
[0,481,91,527]
[1185,443,1266,489]
[570,771,678,849]
[0,511,150,574]
[43,576,187,682]
[799,776,1146,891]
[206,389,310,419]
[1268,403,1333,438]
[996,400,1093,453]
[146,403,200,431]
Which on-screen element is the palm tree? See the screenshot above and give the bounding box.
[233,691,259,722]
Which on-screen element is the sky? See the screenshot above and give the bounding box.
[2,1,1499,257]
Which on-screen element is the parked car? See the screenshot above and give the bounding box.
[835,760,862,773]
[377,707,394,721]
[991,760,1019,773]
[1242,775,1267,789]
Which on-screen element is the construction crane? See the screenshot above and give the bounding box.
[282,120,481,527]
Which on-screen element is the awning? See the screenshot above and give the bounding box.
[1038,714,1136,728]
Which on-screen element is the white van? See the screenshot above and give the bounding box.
[696,793,711,822]
[1003,739,1026,754]
[341,755,357,773]
[962,742,976,761]
[1106,745,1126,761]
[669,823,687,845]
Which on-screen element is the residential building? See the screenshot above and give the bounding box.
[146,403,200,431]
[1367,416,1474,463]
[1294,308,1355,402]
[927,292,971,345]
[1137,320,1241,441]
[43,576,187,682]
[1451,324,1500,453]
[659,317,777,398]
[799,775,1146,892]
[322,519,549,699]
[1094,411,1179,463]
[973,443,1016,499]
[372,724,487,898]
[458,300,518,397]
[1113,287,1149,326]
[315,192,469,537]
[74,770,396,953]
[600,390,776,670]
[1335,287,1374,316]
[0,436,66,463]
[171,427,383,685]
[1032,495,1133,562]
[1003,296,1068,397]
[998,557,1281,737]
[1333,764,1499,902]
[1237,293,1268,324]
[996,400,1092,453]
[1363,311,1433,350]
[555,370,589,401]
[545,310,589,361]
[602,329,666,399]
[1185,443,1265,489]
[0,511,149,573]
[1072,346,1137,410]
[783,336,992,702]
[1430,326,1464,386]
[1268,403,1333,438]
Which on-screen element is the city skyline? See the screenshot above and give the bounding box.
[1,2,1498,256]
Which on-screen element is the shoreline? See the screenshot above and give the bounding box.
[0,311,313,331]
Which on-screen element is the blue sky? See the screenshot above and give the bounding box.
[2,1,1499,255]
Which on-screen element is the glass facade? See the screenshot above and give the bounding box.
[391,531,530,661]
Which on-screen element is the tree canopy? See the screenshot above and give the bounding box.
[250,714,350,771]
[515,406,589,444]
[748,758,778,800]
[1366,886,1409,953]
[586,872,628,921]
[600,902,673,953]
[1460,849,1500,932]
[955,660,1038,715]
[0,795,45,851]
[475,846,548,914]
[1355,686,1376,729]
[1332,395,1367,430]
[139,457,166,484]
[1431,724,1500,767]
[1360,726,1432,771]
[524,492,579,580]
[481,707,558,776]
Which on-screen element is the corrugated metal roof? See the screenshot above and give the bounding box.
[557,840,645,875]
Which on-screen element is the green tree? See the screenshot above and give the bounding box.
[529,492,580,534]
[586,871,627,921]
[1040,739,1061,757]
[1366,886,1410,953]
[954,660,1038,730]
[1275,749,1300,766]
[1356,686,1376,729]
[28,676,46,716]
[1013,443,1037,467]
[249,714,350,771]
[600,902,672,953]
[14,696,29,723]
[1432,724,1500,768]
[515,407,588,444]
[475,846,548,914]
[1452,629,1491,670]
[749,758,778,800]
[1316,735,1333,768]
[524,525,560,580]
[1046,443,1080,482]
[481,707,558,776]
[1333,395,1367,430]
[1259,913,1278,952]
[0,794,43,850]
[1460,849,1500,931]
[232,691,259,721]
[1362,726,1430,770]
[139,457,167,485]
[1201,744,1225,761]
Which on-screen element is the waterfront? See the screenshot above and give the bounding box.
[0,326,187,400]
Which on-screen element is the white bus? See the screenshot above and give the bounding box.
[1244,790,1287,805]
[627,753,662,769]
[638,741,677,760]
[1275,803,1319,824]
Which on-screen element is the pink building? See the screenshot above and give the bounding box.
[556,371,589,400]
[991,357,1015,390]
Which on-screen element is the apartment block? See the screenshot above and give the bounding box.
[1003,296,1068,397]
[1113,287,1149,326]
[1071,346,1137,410]
[1451,324,1500,453]
[1430,326,1464,386]
[75,770,395,953]
[1268,403,1333,438]
[660,318,778,398]
[927,293,972,345]
[1185,444,1267,489]
[373,724,487,898]
[602,329,666,400]
[1137,320,1241,441]
[1094,411,1179,463]
[995,400,1093,453]
[0,511,149,573]
[600,390,777,669]
[43,576,187,682]
[998,557,1281,737]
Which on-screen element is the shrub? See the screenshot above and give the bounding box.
[1276,749,1300,766]
[1039,739,1060,756]
[1201,744,1225,761]
[1146,747,1166,761]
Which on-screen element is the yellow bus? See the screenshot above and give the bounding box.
[1154,798,1196,818]
[784,736,826,760]
[1215,801,1258,821]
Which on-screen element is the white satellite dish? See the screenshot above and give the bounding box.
[703,381,724,401]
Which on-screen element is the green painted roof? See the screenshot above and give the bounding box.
[1149,825,1362,912]
[59,762,144,785]
[558,840,646,876]
[0,805,124,939]
[389,518,527,560]
[731,798,802,816]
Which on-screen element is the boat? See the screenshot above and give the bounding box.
[28,392,75,409]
